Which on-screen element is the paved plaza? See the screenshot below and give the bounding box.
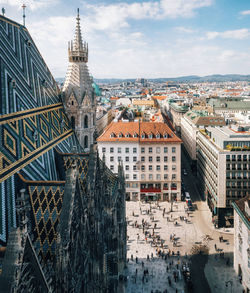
[123,200,243,293]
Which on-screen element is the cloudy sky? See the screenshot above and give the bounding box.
[2,0,250,78]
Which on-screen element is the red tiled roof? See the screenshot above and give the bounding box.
[97,121,182,143]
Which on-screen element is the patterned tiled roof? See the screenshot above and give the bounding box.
[97,121,182,143]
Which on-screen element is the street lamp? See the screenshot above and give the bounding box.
[225,280,233,293]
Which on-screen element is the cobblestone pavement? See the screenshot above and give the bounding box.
[123,200,243,293]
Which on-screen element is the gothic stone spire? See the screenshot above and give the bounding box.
[68,8,88,63]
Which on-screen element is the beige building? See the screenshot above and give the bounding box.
[232,195,250,292]
[97,121,182,201]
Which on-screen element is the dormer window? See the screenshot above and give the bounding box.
[156,133,160,139]
[141,133,145,139]
[149,133,153,139]
[110,132,115,138]
[133,132,138,138]
[119,132,123,138]
[125,133,130,138]
[163,133,168,139]
[71,101,74,106]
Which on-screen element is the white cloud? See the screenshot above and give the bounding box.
[175,26,196,33]
[206,29,250,40]
[1,0,58,10]
[240,10,250,16]
[84,0,212,32]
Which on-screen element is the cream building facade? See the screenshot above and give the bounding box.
[97,121,182,201]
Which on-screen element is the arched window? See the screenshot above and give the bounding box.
[84,115,88,128]
[84,135,88,149]
[71,116,75,130]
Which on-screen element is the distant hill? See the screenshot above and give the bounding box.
[56,74,250,85]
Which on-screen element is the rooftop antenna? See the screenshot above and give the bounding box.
[2,7,5,16]
[22,3,26,26]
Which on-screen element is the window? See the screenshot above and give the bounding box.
[118,156,121,162]
[141,165,145,171]
[125,147,129,153]
[110,165,114,171]
[141,156,145,162]
[141,147,145,153]
[164,156,168,162]
[172,165,176,171]
[164,165,168,171]
[172,147,176,153]
[156,133,160,139]
[141,174,145,180]
[102,147,106,153]
[226,154,230,161]
[164,174,168,179]
[125,133,130,138]
[133,156,137,162]
[156,174,161,180]
[133,174,137,180]
[133,132,138,138]
[118,147,121,153]
[133,165,137,171]
[172,156,176,162]
[172,174,176,179]
[156,165,161,171]
[149,147,153,153]
[149,174,153,180]
[164,133,168,138]
[126,183,130,188]
[133,147,137,153]
[125,157,129,162]
[141,133,145,139]
[132,183,138,188]
[149,165,153,171]
[125,165,129,170]
[110,156,114,162]
[110,147,114,153]
[149,133,153,139]
[156,147,160,153]
[126,174,129,179]
[149,156,153,162]
[156,156,160,162]
[84,115,88,128]
[119,132,123,137]
[110,132,115,138]
[164,147,168,153]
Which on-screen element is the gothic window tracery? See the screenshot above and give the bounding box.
[84,136,88,149]
[84,115,88,128]
[71,116,75,130]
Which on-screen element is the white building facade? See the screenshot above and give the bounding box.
[232,196,250,292]
[97,121,182,201]
[197,126,250,227]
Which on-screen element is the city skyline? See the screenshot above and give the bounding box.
[2,0,250,79]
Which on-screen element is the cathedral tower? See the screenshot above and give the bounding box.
[63,9,96,151]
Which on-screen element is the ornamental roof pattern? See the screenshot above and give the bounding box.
[97,121,182,143]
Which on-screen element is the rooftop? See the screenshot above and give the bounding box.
[97,121,182,143]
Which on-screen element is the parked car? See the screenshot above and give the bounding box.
[183,169,187,176]
[185,192,191,201]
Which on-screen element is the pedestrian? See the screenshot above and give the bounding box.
[142,261,144,268]
[214,244,217,251]
[136,257,138,263]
